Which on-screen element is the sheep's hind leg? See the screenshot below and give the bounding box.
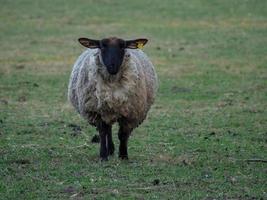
[97,121,111,161]
[118,119,132,160]
[107,129,115,155]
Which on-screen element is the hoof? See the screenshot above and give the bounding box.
[101,157,108,161]
[119,155,128,160]
[91,135,100,143]
[108,145,115,156]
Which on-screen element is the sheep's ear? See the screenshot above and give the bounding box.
[125,38,148,49]
[78,38,100,48]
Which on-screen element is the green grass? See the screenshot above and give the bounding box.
[0,0,266,199]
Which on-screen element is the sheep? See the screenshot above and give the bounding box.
[68,37,158,161]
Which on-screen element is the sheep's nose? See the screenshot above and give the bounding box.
[107,64,118,75]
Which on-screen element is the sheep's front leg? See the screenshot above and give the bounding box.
[118,120,132,160]
[97,121,111,161]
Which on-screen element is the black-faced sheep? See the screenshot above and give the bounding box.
[68,37,158,161]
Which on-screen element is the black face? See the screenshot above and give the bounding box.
[100,38,126,75]
[78,37,148,75]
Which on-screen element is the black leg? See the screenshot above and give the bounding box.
[97,121,111,161]
[118,119,132,160]
[107,129,115,155]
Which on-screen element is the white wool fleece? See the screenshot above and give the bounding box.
[68,48,158,129]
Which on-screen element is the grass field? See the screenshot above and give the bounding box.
[0,0,267,199]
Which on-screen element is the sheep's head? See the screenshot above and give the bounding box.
[78,37,148,75]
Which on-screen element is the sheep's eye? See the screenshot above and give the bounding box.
[119,42,125,49]
[101,43,107,48]
[101,40,109,49]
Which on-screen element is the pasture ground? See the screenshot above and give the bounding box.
[0,0,266,199]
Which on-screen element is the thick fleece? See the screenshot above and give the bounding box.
[68,48,158,129]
